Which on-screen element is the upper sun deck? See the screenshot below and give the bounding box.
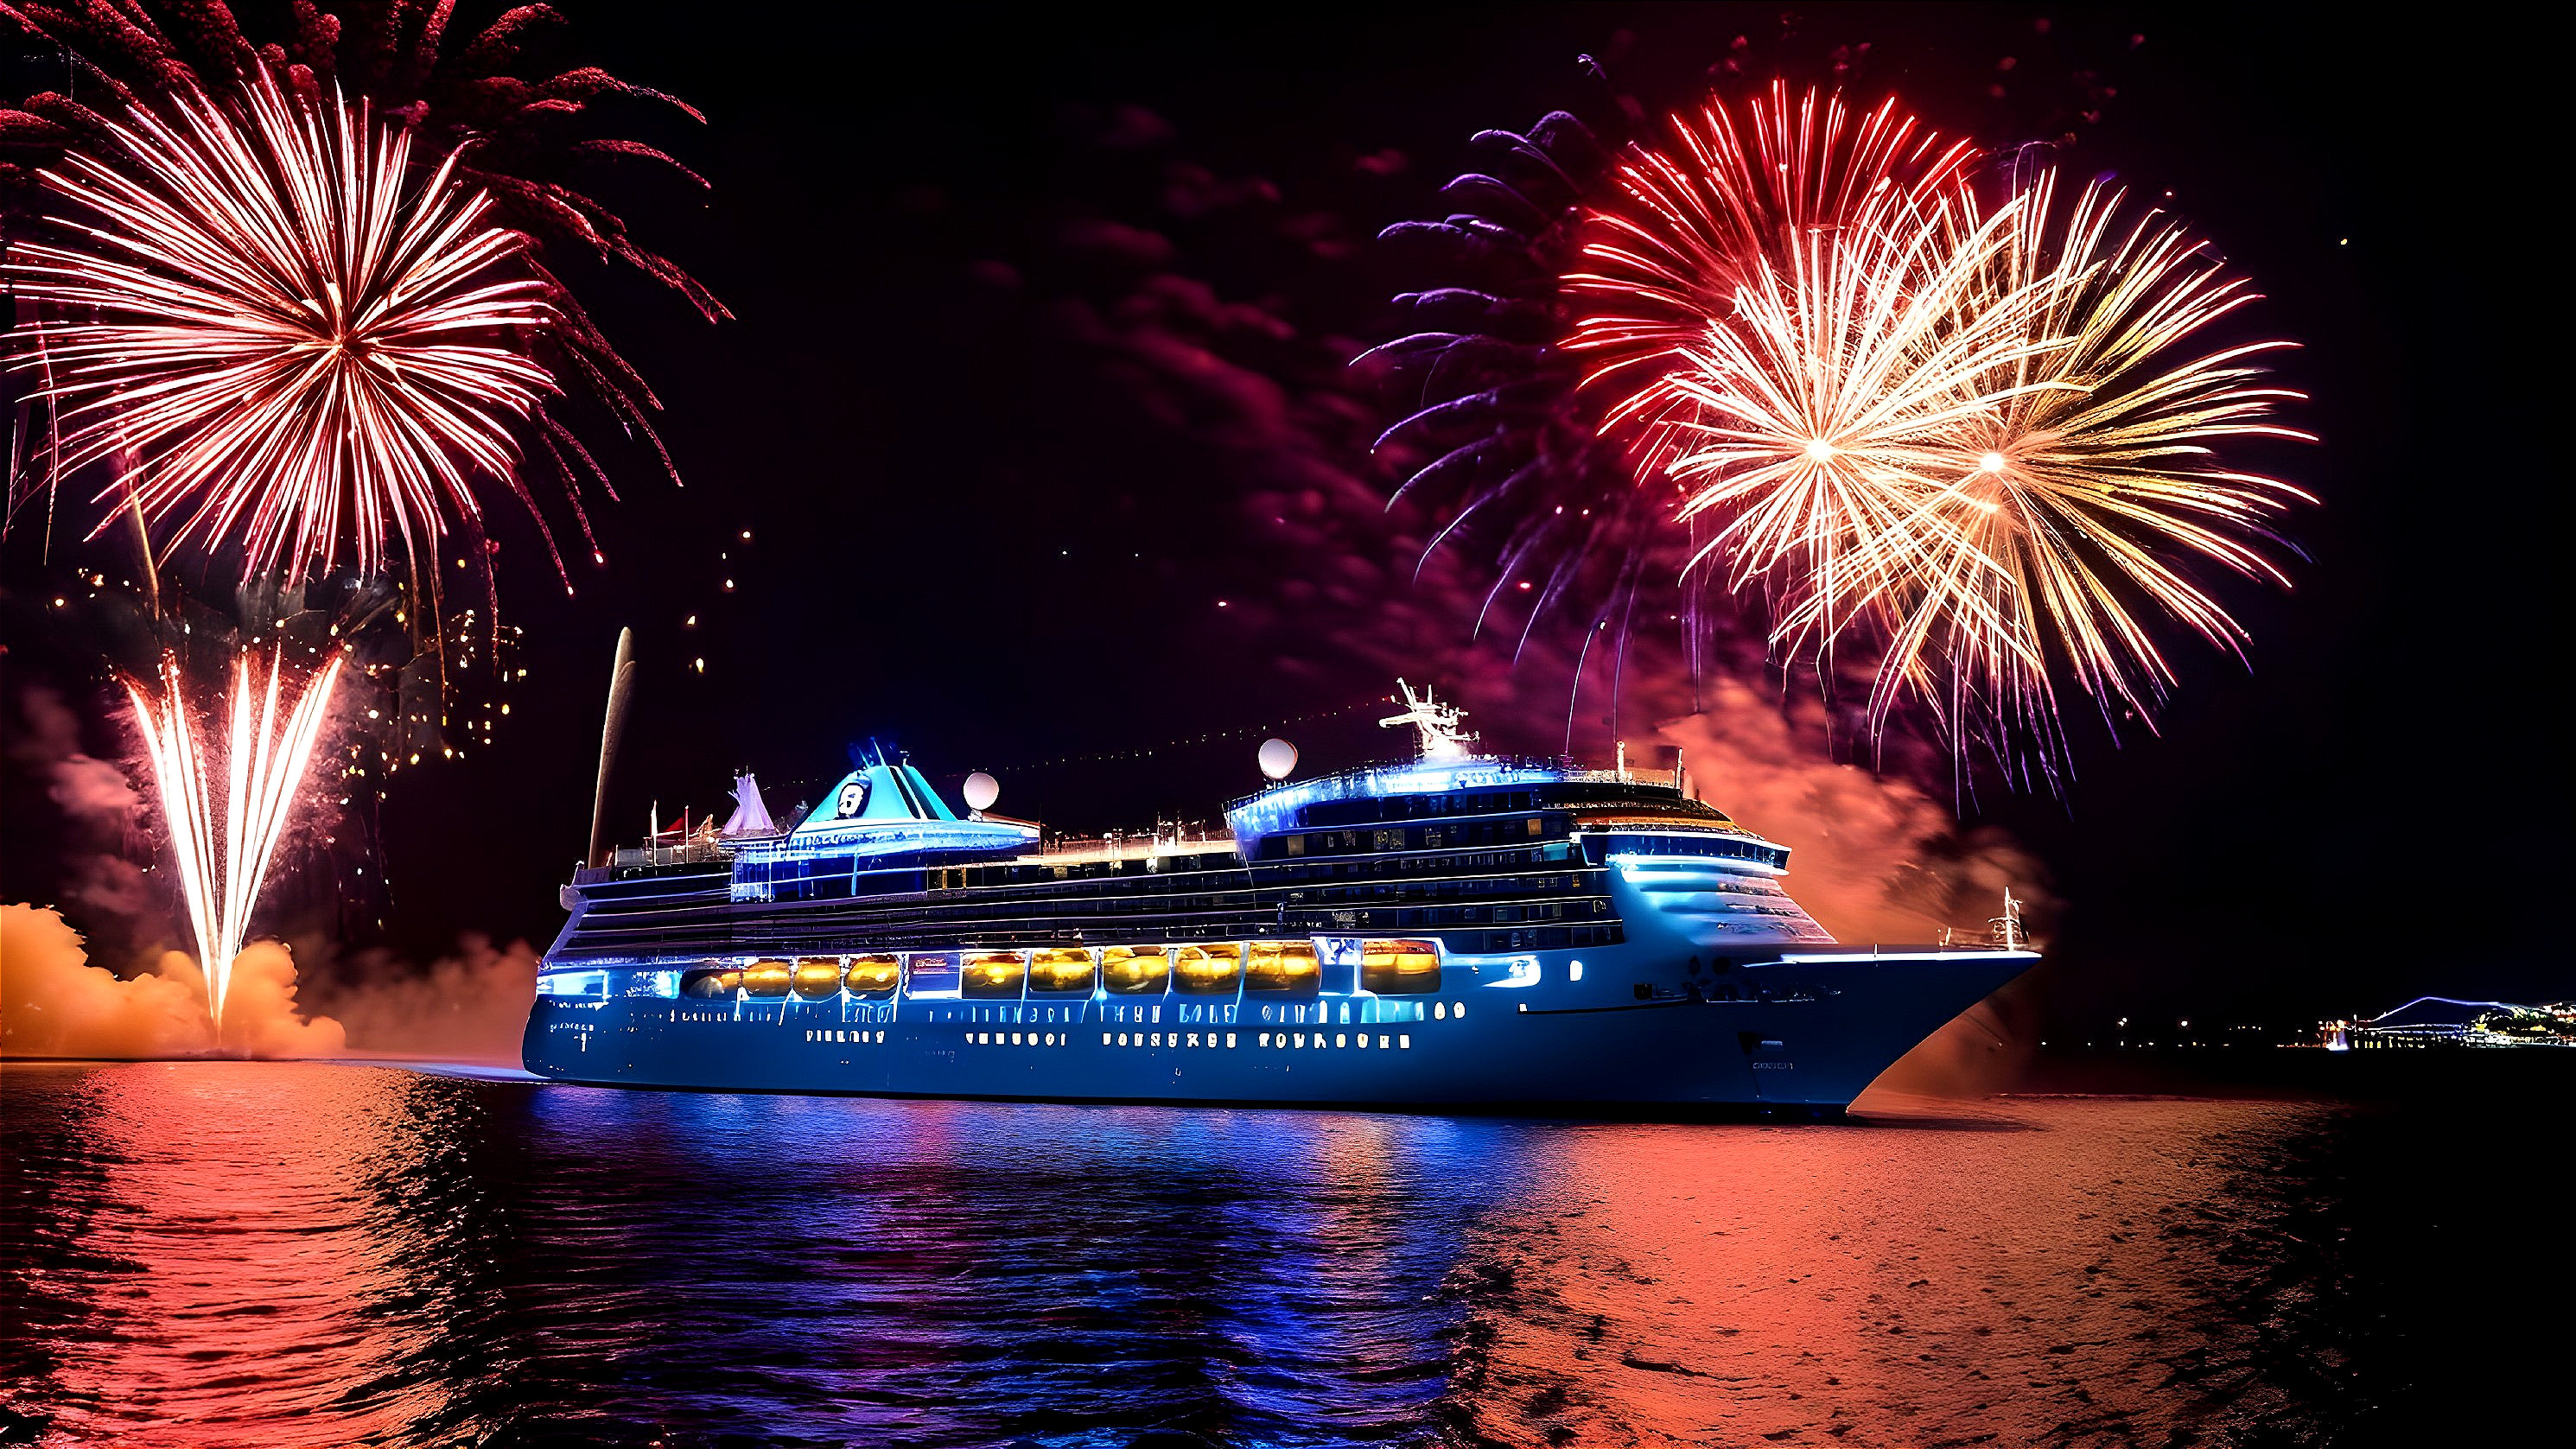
[1223,754,1752,856]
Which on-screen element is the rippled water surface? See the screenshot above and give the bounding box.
[0,1060,2542,1446]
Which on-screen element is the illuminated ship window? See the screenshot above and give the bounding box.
[1362,940,1442,995]
[1102,946,1172,995]
[905,953,960,995]
[844,955,900,995]
[963,951,1029,999]
[792,958,844,1000]
[1246,941,1321,995]
[741,960,794,998]
[1174,943,1244,995]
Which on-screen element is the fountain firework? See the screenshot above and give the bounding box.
[123,646,344,1027]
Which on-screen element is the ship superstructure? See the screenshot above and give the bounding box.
[525,694,2036,1111]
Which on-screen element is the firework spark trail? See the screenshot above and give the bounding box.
[1649,191,2065,648]
[1564,82,1982,483]
[124,648,344,1027]
[1373,78,2311,780]
[1685,169,2312,766]
[1871,171,2312,755]
[1550,92,2308,774]
[3,64,556,581]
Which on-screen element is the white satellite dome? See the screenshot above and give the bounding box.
[1256,738,1298,781]
[962,771,1001,812]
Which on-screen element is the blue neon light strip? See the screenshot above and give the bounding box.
[1224,759,1573,853]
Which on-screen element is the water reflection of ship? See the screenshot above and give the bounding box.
[524,682,2040,1111]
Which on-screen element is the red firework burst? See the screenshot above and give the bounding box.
[5,66,557,579]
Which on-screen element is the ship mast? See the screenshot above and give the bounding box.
[1380,679,1478,760]
[1988,888,2026,950]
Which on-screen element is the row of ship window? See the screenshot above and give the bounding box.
[796,1026,1421,1050]
[1279,817,1554,858]
[681,939,1444,1002]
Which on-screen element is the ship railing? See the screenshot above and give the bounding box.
[1222,754,1653,812]
[572,840,733,883]
[1030,828,1237,865]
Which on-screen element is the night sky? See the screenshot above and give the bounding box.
[3,4,2559,1033]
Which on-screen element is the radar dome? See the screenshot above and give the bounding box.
[962,772,1000,812]
[1257,738,1298,780]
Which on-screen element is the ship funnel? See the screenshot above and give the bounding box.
[586,627,639,866]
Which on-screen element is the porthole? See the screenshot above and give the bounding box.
[1453,1002,1466,1019]
[1434,1002,1447,1020]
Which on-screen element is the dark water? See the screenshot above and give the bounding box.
[0,1059,2552,1447]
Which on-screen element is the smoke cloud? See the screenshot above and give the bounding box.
[215,941,348,1058]
[2,905,347,1058]
[297,935,538,1065]
[0,903,207,1058]
[3,904,537,1063]
[6,687,160,937]
[1657,680,2053,946]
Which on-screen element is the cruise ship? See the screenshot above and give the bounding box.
[523,684,2038,1114]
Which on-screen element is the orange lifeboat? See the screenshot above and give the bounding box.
[1101,945,1170,995]
[963,951,1028,998]
[1174,943,1243,995]
[1247,941,1320,994]
[843,955,900,995]
[1028,947,1095,993]
[1361,939,1441,995]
